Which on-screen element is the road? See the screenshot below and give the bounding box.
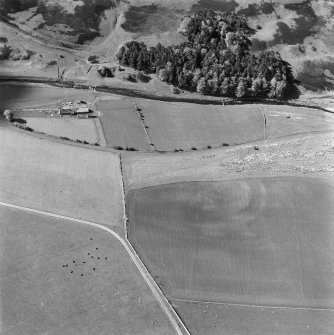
[0,201,190,335]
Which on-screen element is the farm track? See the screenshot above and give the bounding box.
[170,297,334,313]
[1,76,332,113]
[0,19,91,55]
[0,201,190,335]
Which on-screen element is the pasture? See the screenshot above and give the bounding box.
[264,105,334,138]
[0,128,123,230]
[0,205,174,335]
[135,100,265,151]
[97,98,151,151]
[172,300,334,335]
[127,177,334,308]
[23,117,101,144]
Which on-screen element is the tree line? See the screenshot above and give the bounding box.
[117,10,295,99]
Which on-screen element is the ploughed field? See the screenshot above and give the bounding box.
[0,205,174,335]
[127,177,334,308]
[171,300,334,335]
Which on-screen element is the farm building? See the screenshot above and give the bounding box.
[58,101,90,117]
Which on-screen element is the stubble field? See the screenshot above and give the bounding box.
[0,205,175,335]
[0,128,123,231]
[127,177,334,308]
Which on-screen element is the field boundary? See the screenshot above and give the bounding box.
[93,118,107,147]
[1,77,333,114]
[0,200,189,335]
[170,297,334,312]
[132,98,155,151]
[3,121,334,157]
[119,154,191,335]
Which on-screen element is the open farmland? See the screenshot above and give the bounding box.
[23,117,101,144]
[135,100,265,151]
[0,83,95,110]
[127,177,334,308]
[97,98,151,151]
[123,131,334,190]
[0,205,175,335]
[172,300,334,335]
[0,128,123,231]
[264,105,334,138]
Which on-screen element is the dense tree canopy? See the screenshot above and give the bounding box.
[117,10,294,99]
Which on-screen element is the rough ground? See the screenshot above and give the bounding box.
[123,131,334,190]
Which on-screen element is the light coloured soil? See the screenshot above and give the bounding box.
[135,100,265,151]
[97,98,151,150]
[172,300,334,335]
[0,205,175,335]
[0,128,123,232]
[127,177,334,307]
[24,117,100,144]
[123,131,334,190]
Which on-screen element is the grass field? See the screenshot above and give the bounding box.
[135,100,265,151]
[0,205,175,335]
[172,300,334,335]
[0,128,123,231]
[264,105,334,138]
[127,177,334,308]
[23,117,100,144]
[97,98,151,151]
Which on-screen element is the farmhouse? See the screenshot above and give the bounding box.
[58,101,90,117]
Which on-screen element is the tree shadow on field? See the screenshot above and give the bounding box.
[12,117,27,124]
[0,74,32,125]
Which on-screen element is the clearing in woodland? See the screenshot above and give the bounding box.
[127,177,334,308]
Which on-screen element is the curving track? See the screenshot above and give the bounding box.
[0,201,190,335]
